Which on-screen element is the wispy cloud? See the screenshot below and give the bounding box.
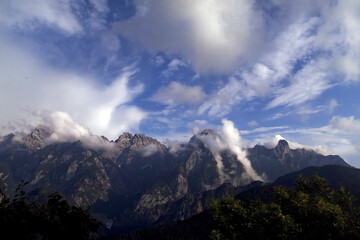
[0,0,83,34]
[161,59,187,77]
[266,60,333,109]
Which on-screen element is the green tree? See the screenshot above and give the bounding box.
[209,174,360,240]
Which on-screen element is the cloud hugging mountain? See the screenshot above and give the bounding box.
[0,123,349,233]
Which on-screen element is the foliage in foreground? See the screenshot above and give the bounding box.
[210,174,360,240]
[0,181,101,240]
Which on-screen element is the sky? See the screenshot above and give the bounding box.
[0,0,360,166]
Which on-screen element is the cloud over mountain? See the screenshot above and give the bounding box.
[0,0,359,166]
[0,38,145,140]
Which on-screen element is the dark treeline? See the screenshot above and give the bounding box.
[0,181,101,240]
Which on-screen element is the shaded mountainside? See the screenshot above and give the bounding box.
[248,140,349,181]
[236,165,360,205]
[120,165,360,240]
[0,126,351,234]
[274,165,360,197]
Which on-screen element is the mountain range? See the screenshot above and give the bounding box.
[0,125,350,234]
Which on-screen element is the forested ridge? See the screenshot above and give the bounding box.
[120,174,360,240]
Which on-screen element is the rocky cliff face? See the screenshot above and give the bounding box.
[23,125,53,151]
[0,126,351,233]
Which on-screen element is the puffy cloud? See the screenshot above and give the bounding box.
[221,119,263,181]
[151,82,206,106]
[330,116,360,133]
[41,111,114,150]
[112,0,262,74]
[46,111,89,142]
[163,140,186,154]
[138,144,159,157]
[0,38,146,140]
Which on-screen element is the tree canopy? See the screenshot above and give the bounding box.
[210,174,360,240]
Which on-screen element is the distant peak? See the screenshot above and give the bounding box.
[24,125,53,151]
[275,139,290,150]
[199,129,218,136]
[28,124,53,139]
[115,132,133,143]
[189,129,222,147]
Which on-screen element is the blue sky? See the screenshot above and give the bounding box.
[0,0,360,166]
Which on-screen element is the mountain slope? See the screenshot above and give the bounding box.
[122,165,360,240]
[248,140,349,181]
[0,127,352,233]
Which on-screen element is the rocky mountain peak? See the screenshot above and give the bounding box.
[199,129,218,136]
[189,129,222,147]
[114,132,133,149]
[274,140,292,162]
[114,132,166,153]
[115,132,133,142]
[275,139,290,152]
[24,125,53,151]
[131,133,165,151]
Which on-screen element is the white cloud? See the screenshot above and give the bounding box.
[199,17,320,116]
[138,144,159,157]
[330,116,360,133]
[112,0,262,74]
[37,111,114,150]
[161,59,187,77]
[247,121,258,127]
[241,17,318,94]
[151,82,206,106]
[89,0,109,13]
[0,0,83,34]
[163,140,186,154]
[198,132,228,182]
[316,0,360,82]
[196,1,360,118]
[266,60,333,109]
[106,106,147,138]
[198,78,245,117]
[221,119,263,181]
[240,126,290,135]
[0,38,146,140]
[328,99,339,113]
